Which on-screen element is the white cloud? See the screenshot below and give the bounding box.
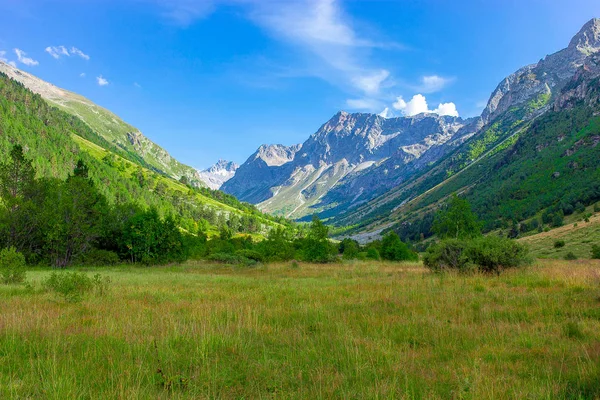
[46,45,89,60]
[79,72,86,77]
[70,47,90,60]
[14,48,39,66]
[96,75,109,86]
[134,82,142,88]
[418,75,453,93]
[352,69,390,95]
[346,98,383,111]
[433,102,459,117]
[393,94,459,117]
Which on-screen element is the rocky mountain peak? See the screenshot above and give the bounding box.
[568,18,600,54]
[206,159,239,173]
[253,144,301,166]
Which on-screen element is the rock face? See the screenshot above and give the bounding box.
[481,18,600,124]
[223,18,600,220]
[198,159,239,190]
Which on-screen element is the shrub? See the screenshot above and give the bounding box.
[235,249,264,262]
[466,236,530,274]
[290,260,300,269]
[77,249,120,266]
[44,271,110,302]
[424,237,530,274]
[423,239,469,272]
[366,248,380,261]
[564,252,578,260]
[0,247,27,284]
[594,203,600,213]
[380,232,419,262]
[591,245,600,259]
[207,252,256,266]
[554,240,566,248]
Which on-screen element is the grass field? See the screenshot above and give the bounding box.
[1,260,599,399]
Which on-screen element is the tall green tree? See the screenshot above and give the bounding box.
[380,232,418,261]
[432,194,482,239]
[303,215,333,263]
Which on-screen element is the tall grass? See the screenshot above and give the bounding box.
[1,260,599,399]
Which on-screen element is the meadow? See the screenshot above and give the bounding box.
[1,260,599,399]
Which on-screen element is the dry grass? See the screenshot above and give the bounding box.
[1,260,599,399]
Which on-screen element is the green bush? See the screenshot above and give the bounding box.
[592,245,600,259]
[366,248,380,261]
[44,271,110,302]
[554,240,566,248]
[423,239,469,272]
[235,249,264,262]
[77,249,120,266]
[424,236,530,274]
[380,232,419,262]
[466,236,531,274]
[207,252,256,266]
[564,252,578,260]
[594,203,600,213]
[0,247,27,284]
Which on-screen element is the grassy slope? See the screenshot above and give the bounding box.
[520,211,600,259]
[1,260,599,398]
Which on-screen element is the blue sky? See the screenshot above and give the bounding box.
[0,0,599,169]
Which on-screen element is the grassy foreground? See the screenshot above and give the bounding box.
[1,261,599,399]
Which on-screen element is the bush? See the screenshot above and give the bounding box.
[77,249,120,266]
[466,236,531,274]
[380,232,419,262]
[235,249,264,262]
[0,247,27,284]
[366,248,380,261]
[423,239,469,272]
[554,240,566,248]
[564,252,578,260]
[594,203,600,213]
[424,236,530,274]
[44,271,110,302]
[207,252,256,266]
[591,245,600,259]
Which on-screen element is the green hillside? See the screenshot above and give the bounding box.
[0,72,286,236]
[335,71,600,245]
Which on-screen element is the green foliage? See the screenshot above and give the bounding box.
[0,246,26,284]
[564,252,578,260]
[76,249,120,266]
[432,194,482,239]
[339,238,360,260]
[44,271,110,302]
[301,215,335,263]
[592,245,600,259]
[366,248,380,261]
[554,240,566,249]
[424,236,530,274]
[380,232,418,261]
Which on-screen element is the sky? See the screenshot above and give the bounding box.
[0,0,599,169]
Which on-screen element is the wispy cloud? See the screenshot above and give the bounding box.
[133,82,142,88]
[153,0,459,114]
[46,45,89,60]
[96,75,109,86]
[14,48,38,66]
[79,72,86,77]
[416,75,454,93]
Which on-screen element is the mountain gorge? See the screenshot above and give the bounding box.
[223,18,600,238]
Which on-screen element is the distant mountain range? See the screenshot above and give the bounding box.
[222,18,600,238]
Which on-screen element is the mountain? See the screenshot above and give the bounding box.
[333,18,600,241]
[223,18,600,229]
[0,61,206,187]
[198,159,239,190]
[0,66,287,236]
[223,103,476,219]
